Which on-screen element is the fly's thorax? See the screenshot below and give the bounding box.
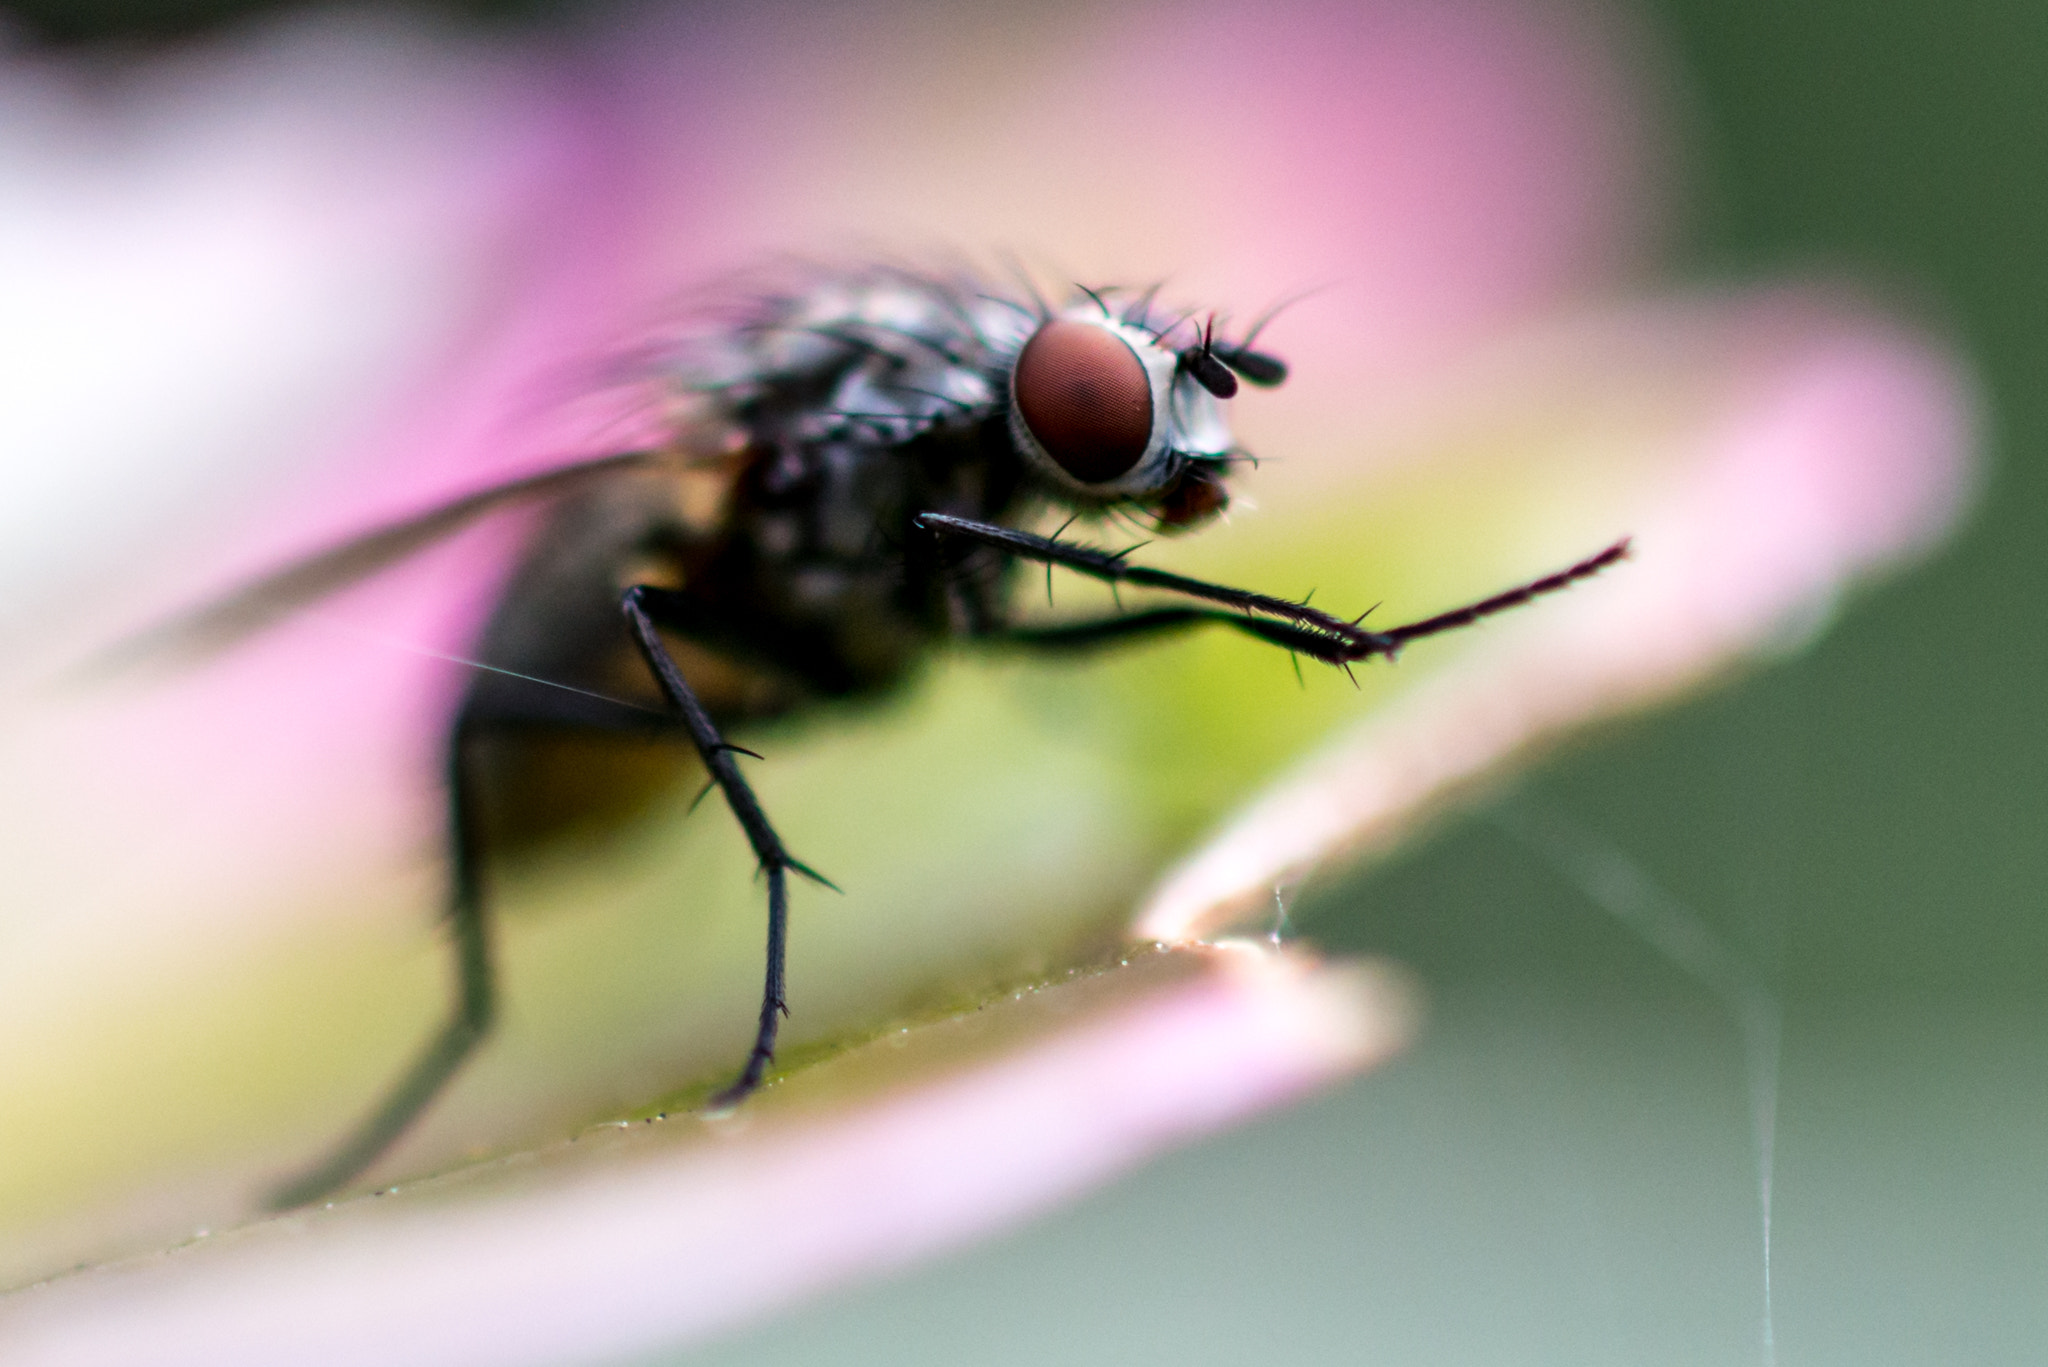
[669,266,1023,454]
[694,417,1018,690]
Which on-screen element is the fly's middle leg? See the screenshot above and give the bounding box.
[621,585,832,1109]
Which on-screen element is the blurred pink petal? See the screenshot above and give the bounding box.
[3,17,649,647]
[0,948,1406,1367]
[5,0,1675,941]
[0,0,1983,1357]
[600,0,1667,402]
[0,20,659,946]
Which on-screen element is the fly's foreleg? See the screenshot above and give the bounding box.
[994,606,1368,663]
[622,585,831,1108]
[917,512,1628,658]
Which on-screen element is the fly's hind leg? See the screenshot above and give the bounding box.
[266,686,679,1210]
[621,585,831,1108]
[266,713,497,1209]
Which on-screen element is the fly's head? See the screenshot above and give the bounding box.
[1005,289,1287,533]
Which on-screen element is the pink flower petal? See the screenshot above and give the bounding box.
[0,948,1407,1367]
[0,1,1982,1356]
[6,0,1676,942]
[600,0,1666,393]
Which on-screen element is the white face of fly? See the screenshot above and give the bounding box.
[1004,303,1235,504]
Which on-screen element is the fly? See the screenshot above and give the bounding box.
[123,262,1628,1208]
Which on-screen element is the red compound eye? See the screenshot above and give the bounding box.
[1013,319,1154,484]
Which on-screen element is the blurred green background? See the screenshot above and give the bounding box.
[8,0,2041,1362]
[668,4,2048,1365]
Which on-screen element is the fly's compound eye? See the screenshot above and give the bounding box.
[1012,319,1155,485]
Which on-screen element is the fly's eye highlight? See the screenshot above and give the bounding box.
[1013,319,1155,484]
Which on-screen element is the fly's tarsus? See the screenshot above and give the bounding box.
[1375,537,1632,650]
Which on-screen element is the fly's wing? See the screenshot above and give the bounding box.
[90,265,1027,678]
[87,448,697,677]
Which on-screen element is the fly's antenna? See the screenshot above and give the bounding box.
[1214,283,1329,388]
[1179,314,1241,398]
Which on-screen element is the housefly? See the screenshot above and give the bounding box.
[127,262,1627,1208]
